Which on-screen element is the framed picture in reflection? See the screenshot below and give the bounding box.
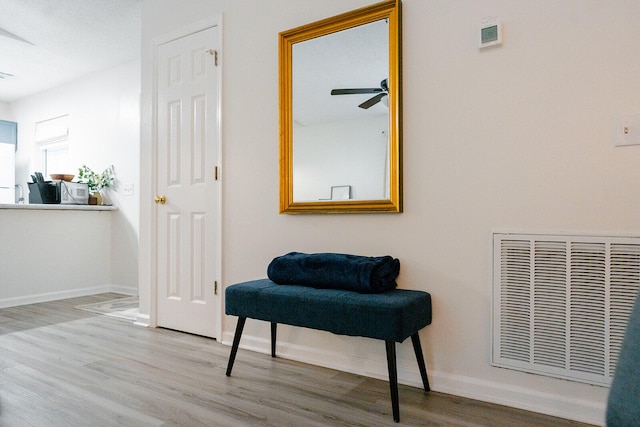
[331,185,351,200]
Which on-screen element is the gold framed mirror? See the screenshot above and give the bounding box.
[279,0,402,214]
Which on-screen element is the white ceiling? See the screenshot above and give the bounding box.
[0,1,387,125]
[0,0,141,103]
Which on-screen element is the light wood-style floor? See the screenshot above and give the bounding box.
[0,294,594,426]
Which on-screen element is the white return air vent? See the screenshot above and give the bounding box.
[493,233,640,386]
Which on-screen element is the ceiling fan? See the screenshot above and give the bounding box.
[331,78,388,109]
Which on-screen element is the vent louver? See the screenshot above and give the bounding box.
[493,233,640,386]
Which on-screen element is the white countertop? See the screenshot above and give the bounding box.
[0,203,117,211]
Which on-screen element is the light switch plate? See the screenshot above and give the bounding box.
[615,114,640,147]
[123,183,134,196]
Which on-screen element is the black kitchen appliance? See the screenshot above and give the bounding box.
[28,172,59,204]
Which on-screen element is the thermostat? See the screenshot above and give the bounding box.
[479,16,502,49]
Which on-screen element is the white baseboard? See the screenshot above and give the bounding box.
[134,312,150,327]
[108,285,138,296]
[430,371,606,426]
[0,284,138,309]
[221,331,606,426]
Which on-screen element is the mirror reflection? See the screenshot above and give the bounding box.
[279,0,402,213]
[292,19,389,202]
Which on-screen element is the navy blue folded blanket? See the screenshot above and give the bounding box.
[267,252,400,293]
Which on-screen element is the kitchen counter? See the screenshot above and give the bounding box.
[0,203,117,211]
[0,205,116,308]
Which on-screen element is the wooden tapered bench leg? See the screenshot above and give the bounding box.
[411,333,430,391]
[226,317,246,377]
[386,335,430,423]
[385,340,400,423]
[271,322,277,357]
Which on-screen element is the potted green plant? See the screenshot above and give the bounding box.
[77,164,115,205]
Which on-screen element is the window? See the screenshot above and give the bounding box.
[41,143,69,176]
[35,115,69,176]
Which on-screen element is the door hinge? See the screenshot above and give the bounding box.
[214,281,218,295]
[207,49,218,66]
[214,165,219,181]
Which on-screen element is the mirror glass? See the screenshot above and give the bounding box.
[292,20,389,202]
[279,0,402,213]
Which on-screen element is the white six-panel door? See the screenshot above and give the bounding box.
[155,26,220,338]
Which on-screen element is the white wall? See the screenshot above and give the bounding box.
[11,60,141,292]
[141,1,640,425]
[294,115,388,201]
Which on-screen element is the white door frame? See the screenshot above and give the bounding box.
[147,16,223,339]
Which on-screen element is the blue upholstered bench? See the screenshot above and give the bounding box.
[225,278,432,422]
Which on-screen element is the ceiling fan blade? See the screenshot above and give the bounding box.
[358,93,386,109]
[0,28,35,46]
[331,88,383,95]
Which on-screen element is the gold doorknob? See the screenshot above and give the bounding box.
[154,195,166,204]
